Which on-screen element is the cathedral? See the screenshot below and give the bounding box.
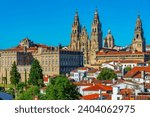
[69,10,102,65]
[69,10,148,66]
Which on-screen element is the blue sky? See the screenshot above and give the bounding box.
[0,0,149,49]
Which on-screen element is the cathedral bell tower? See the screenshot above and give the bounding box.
[90,9,102,51]
[90,9,102,64]
[132,15,146,52]
[70,11,81,50]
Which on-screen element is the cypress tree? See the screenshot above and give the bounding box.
[10,61,21,87]
[28,59,43,86]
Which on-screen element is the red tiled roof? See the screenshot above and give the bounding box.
[81,93,100,100]
[70,67,89,72]
[124,66,150,78]
[83,84,112,91]
[119,88,133,95]
[97,51,148,56]
[73,82,93,86]
[122,96,132,100]
[78,67,89,70]
[92,79,113,85]
[133,72,141,78]
[87,69,99,73]
[81,93,110,100]
[135,95,150,100]
[103,60,143,64]
[118,60,142,63]
[3,43,53,52]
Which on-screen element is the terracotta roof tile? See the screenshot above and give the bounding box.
[119,88,134,95]
[87,69,99,73]
[81,93,100,100]
[97,51,149,56]
[83,84,112,91]
[135,95,150,100]
[124,66,150,78]
[73,82,93,86]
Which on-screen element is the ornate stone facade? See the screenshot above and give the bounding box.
[69,11,148,66]
[69,10,102,65]
[132,15,146,52]
[96,15,149,64]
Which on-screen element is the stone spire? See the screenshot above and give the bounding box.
[70,10,81,50]
[90,9,102,51]
[90,9,103,65]
[132,15,146,52]
[73,11,80,26]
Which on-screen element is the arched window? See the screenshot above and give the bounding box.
[136,34,139,39]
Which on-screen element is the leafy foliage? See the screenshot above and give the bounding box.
[16,86,40,100]
[10,62,21,87]
[16,82,26,95]
[45,76,81,100]
[28,59,43,86]
[124,66,132,73]
[97,68,117,80]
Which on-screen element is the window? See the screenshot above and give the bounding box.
[136,34,139,39]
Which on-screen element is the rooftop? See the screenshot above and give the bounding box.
[124,66,150,78]
[97,51,150,56]
[83,84,112,91]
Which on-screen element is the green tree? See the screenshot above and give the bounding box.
[45,76,81,100]
[16,82,26,95]
[10,62,21,87]
[16,86,40,100]
[28,59,43,86]
[124,66,131,73]
[97,68,117,80]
